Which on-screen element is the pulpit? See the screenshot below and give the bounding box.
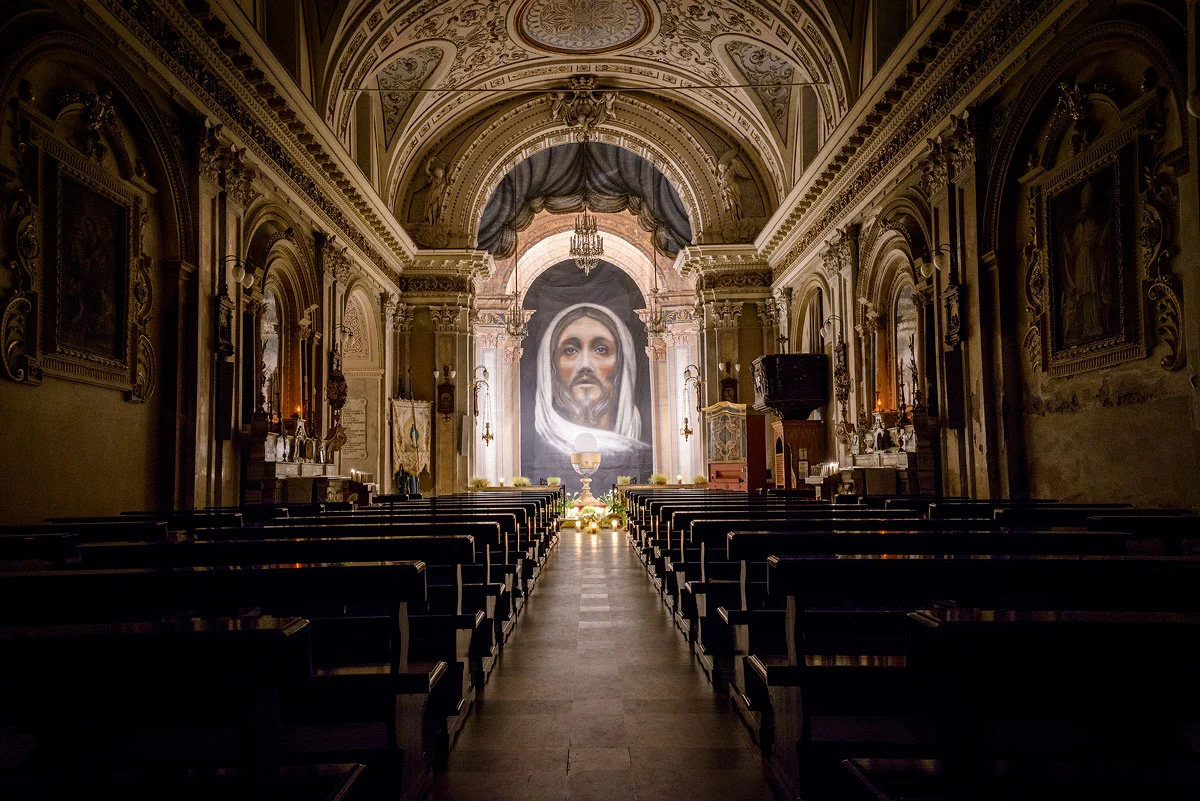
[703,401,765,492]
[752,354,830,490]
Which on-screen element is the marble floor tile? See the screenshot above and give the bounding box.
[433,532,772,801]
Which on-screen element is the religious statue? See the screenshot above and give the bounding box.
[716,147,752,221]
[422,157,447,228]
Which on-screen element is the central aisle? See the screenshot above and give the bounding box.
[432,530,772,801]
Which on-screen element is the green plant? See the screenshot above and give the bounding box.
[469,477,490,489]
[692,474,709,486]
[599,491,627,528]
[616,475,632,485]
[512,476,531,487]
[546,476,562,486]
[649,473,668,485]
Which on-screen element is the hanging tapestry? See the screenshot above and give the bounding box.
[390,398,432,477]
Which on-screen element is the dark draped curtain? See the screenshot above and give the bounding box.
[477,143,693,258]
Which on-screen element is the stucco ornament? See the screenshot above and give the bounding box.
[725,42,794,140]
[516,0,653,54]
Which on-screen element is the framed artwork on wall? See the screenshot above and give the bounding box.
[1028,130,1143,377]
[39,139,150,395]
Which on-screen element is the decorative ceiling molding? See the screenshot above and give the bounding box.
[514,0,656,56]
[725,40,795,143]
[322,0,850,210]
[765,0,1066,282]
[378,45,443,147]
[99,0,409,289]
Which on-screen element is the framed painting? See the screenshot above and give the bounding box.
[40,147,143,390]
[1037,136,1143,376]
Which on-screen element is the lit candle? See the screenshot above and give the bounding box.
[498,477,505,486]
[575,519,582,530]
[677,474,683,484]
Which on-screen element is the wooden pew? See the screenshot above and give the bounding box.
[753,554,1200,800]
[75,533,489,732]
[1,520,168,543]
[715,527,1184,728]
[841,609,1200,801]
[0,616,373,801]
[0,560,435,801]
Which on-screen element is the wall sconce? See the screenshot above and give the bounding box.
[435,365,457,422]
[222,255,256,290]
[681,363,702,441]
[719,360,740,403]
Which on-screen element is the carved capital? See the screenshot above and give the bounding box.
[707,299,743,330]
[917,138,948,199]
[429,304,465,333]
[503,338,524,363]
[381,293,398,331]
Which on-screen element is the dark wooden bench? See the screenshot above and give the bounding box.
[0,560,436,801]
[752,554,1200,800]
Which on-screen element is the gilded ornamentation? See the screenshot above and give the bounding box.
[770,0,1055,274]
[2,294,39,384]
[57,91,116,161]
[393,302,414,333]
[198,121,225,186]
[127,332,155,402]
[1147,277,1183,371]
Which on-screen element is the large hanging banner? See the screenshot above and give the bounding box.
[390,398,432,477]
[520,260,653,491]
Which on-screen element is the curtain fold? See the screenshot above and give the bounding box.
[477,143,692,258]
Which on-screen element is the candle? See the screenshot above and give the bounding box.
[677,474,683,484]
[575,519,582,530]
[498,477,505,486]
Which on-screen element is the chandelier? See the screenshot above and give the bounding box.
[506,234,529,340]
[570,207,604,276]
[643,238,666,336]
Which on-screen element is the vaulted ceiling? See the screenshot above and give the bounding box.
[290,0,870,252]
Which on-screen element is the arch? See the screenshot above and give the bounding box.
[342,285,381,370]
[0,30,194,265]
[476,142,694,260]
[982,17,1188,257]
[243,205,319,311]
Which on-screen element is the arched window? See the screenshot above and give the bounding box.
[354,93,374,182]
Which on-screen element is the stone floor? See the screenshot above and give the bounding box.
[431,529,774,801]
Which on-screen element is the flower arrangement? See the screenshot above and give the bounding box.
[512,476,531,487]
[547,476,562,486]
[600,491,627,529]
[649,473,669,485]
[616,475,632,485]
[469,477,490,489]
[692,474,709,486]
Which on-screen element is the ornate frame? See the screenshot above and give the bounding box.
[1021,89,1167,378]
[41,139,148,393]
[2,93,154,400]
